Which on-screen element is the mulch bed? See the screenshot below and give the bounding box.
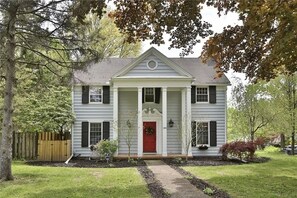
[163,156,270,166]
[26,158,146,168]
[137,166,170,198]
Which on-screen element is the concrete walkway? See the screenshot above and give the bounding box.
[145,160,209,198]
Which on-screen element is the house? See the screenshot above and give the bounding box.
[72,47,230,158]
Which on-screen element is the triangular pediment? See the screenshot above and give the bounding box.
[112,47,192,79]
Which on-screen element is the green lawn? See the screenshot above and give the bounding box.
[184,149,297,198]
[0,162,150,198]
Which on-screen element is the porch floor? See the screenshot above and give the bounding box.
[115,153,192,160]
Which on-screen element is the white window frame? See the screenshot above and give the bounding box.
[196,87,209,103]
[144,88,155,103]
[193,121,210,146]
[89,86,103,103]
[89,122,103,146]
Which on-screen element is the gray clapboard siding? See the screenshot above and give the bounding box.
[118,91,138,154]
[73,85,114,157]
[124,55,182,77]
[167,91,182,153]
[191,86,227,156]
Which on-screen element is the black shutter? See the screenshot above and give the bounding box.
[103,122,110,140]
[155,88,161,104]
[82,86,89,104]
[209,86,216,104]
[210,121,217,146]
[142,88,145,103]
[103,86,110,104]
[191,86,196,104]
[191,121,197,147]
[81,122,89,147]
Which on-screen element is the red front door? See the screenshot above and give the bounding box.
[143,122,156,152]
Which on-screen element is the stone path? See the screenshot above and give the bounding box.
[145,160,209,198]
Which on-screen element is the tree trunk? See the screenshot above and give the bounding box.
[280,133,285,148]
[0,6,17,181]
[250,131,255,142]
[291,132,295,155]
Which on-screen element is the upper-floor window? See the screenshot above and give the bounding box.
[90,86,102,103]
[90,122,102,145]
[197,87,208,102]
[145,88,155,103]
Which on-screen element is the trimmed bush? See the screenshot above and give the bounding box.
[96,139,118,161]
[220,141,257,161]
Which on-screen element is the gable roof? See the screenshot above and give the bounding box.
[113,47,192,78]
[73,49,230,85]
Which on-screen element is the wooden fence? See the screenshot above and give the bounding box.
[0,132,38,160]
[0,132,71,161]
[37,132,71,161]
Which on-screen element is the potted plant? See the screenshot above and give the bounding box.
[198,144,208,150]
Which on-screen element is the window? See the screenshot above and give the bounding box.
[90,123,102,145]
[197,87,208,102]
[90,86,102,103]
[147,59,158,70]
[145,88,155,103]
[192,122,209,146]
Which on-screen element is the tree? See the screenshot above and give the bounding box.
[0,0,105,181]
[114,111,138,162]
[108,0,296,80]
[201,0,297,81]
[177,114,194,162]
[110,0,213,56]
[268,74,297,154]
[80,13,141,58]
[231,81,275,141]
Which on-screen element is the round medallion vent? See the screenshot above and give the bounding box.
[147,60,158,70]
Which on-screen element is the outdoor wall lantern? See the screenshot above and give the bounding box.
[169,119,174,127]
[126,120,132,128]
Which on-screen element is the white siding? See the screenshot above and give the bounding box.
[118,91,138,154]
[72,85,227,157]
[73,85,113,157]
[167,91,182,153]
[124,55,182,77]
[191,86,227,156]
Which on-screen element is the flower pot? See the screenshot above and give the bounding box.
[198,146,208,150]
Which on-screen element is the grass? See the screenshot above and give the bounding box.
[0,161,150,198]
[184,148,297,198]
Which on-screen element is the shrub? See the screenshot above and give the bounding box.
[96,139,118,161]
[220,140,257,161]
[203,187,215,195]
[264,145,281,153]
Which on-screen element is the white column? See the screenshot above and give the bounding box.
[113,87,118,140]
[113,87,118,155]
[162,87,168,156]
[186,86,192,156]
[137,87,143,157]
[181,88,186,154]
